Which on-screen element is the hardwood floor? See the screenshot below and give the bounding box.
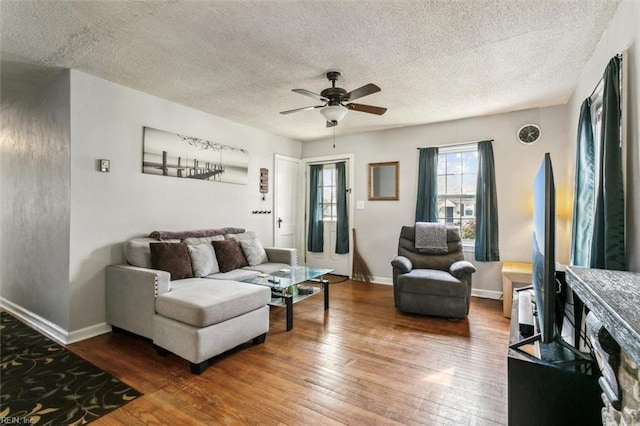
[69,279,510,425]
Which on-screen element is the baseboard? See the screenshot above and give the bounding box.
[67,322,112,344]
[371,276,392,285]
[471,289,502,300]
[0,297,111,345]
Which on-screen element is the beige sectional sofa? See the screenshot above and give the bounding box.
[106,227,296,374]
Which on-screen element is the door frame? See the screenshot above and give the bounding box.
[303,153,355,277]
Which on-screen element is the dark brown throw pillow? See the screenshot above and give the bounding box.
[212,239,249,273]
[149,242,194,280]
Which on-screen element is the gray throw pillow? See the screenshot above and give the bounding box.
[187,243,220,277]
[240,238,269,266]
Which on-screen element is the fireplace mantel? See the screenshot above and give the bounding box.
[566,266,640,366]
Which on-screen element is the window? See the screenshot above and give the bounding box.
[437,145,478,241]
[322,164,337,220]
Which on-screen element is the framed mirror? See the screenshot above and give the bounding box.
[368,161,399,201]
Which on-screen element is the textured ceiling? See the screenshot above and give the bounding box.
[1,0,619,141]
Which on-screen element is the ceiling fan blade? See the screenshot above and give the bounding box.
[346,103,387,115]
[280,105,323,115]
[292,89,329,102]
[326,120,338,128]
[345,83,380,101]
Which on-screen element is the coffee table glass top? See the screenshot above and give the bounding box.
[242,266,333,291]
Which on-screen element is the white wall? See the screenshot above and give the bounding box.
[303,106,570,295]
[0,71,72,329]
[566,1,639,272]
[66,71,301,331]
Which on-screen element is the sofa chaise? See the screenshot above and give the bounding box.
[106,227,296,374]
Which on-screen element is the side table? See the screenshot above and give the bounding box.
[502,261,533,318]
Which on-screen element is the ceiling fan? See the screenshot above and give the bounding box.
[280,71,387,128]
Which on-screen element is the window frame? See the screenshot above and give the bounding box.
[436,143,478,244]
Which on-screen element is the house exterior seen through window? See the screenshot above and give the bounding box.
[437,145,478,241]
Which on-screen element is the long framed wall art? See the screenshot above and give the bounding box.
[142,127,249,185]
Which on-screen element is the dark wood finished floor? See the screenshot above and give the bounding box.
[70,279,510,425]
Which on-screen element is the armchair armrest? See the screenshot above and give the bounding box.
[449,260,476,278]
[264,247,297,267]
[391,256,413,273]
[106,265,170,339]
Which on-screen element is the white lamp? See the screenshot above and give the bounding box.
[320,105,348,123]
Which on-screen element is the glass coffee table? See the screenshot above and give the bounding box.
[242,266,333,331]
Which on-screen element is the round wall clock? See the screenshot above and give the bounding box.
[517,124,541,144]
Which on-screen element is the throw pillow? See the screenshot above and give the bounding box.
[212,239,249,273]
[240,238,268,266]
[187,243,220,277]
[149,242,194,280]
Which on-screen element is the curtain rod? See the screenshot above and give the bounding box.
[416,139,494,150]
[588,53,622,99]
[589,77,604,100]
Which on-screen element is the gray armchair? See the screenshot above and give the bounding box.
[391,225,476,318]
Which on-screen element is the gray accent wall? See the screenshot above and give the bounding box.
[1,70,71,329]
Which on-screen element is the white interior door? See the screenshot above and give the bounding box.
[304,157,353,276]
[274,155,300,251]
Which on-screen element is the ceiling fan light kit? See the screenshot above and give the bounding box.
[281,71,387,127]
[320,105,348,124]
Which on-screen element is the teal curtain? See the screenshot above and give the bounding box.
[475,140,500,261]
[591,56,626,270]
[307,164,324,252]
[415,147,439,222]
[570,99,596,267]
[335,162,349,254]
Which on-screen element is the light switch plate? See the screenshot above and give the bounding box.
[356,201,365,209]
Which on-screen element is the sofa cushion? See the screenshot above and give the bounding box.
[240,238,268,266]
[397,269,467,298]
[226,231,257,241]
[125,237,180,268]
[212,239,249,272]
[183,235,225,245]
[155,280,271,328]
[187,243,220,277]
[150,242,194,280]
[205,269,260,281]
[243,263,291,274]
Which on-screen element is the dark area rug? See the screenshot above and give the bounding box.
[0,311,141,425]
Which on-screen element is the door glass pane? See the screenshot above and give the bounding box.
[323,187,333,204]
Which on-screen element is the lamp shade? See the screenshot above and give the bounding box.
[320,105,348,123]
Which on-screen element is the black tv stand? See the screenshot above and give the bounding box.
[507,289,602,426]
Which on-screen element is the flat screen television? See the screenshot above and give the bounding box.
[532,153,556,344]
